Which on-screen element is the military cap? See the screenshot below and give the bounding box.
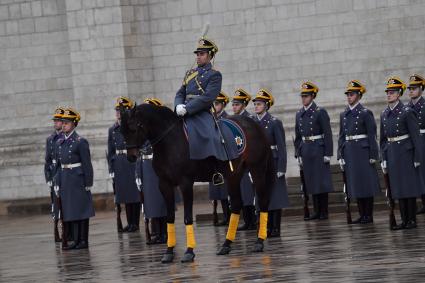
[253,88,274,108]
[232,88,252,106]
[345,80,366,95]
[61,107,80,124]
[385,76,406,95]
[215,91,230,105]
[52,107,65,120]
[115,96,134,110]
[144,98,163,106]
[301,81,319,98]
[194,37,218,57]
[408,74,425,89]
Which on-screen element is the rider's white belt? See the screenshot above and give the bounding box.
[345,134,368,141]
[387,134,410,142]
[420,129,425,134]
[142,154,153,160]
[61,163,81,169]
[270,145,278,150]
[302,134,324,141]
[116,149,127,155]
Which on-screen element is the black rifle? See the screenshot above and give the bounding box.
[56,192,68,249]
[341,168,352,224]
[293,137,309,219]
[383,172,397,229]
[106,150,123,232]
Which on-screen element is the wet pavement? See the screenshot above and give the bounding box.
[1,203,425,282]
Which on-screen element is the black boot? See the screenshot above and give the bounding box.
[269,210,281,238]
[128,203,140,232]
[147,218,161,245]
[62,221,80,250]
[305,194,320,221]
[75,219,89,249]
[319,193,329,220]
[406,198,417,229]
[123,204,132,232]
[361,197,374,224]
[393,199,408,230]
[212,200,219,226]
[417,195,425,214]
[352,199,364,224]
[54,219,61,242]
[267,210,274,236]
[159,217,168,244]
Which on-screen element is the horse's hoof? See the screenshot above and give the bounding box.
[252,240,264,253]
[161,252,174,263]
[216,245,231,255]
[181,252,195,263]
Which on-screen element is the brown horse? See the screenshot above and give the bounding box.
[120,103,274,263]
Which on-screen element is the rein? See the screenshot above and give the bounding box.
[136,119,180,154]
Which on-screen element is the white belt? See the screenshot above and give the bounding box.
[116,149,127,155]
[420,129,425,134]
[345,134,368,141]
[142,154,153,160]
[61,162,81,169]
[270,145,278,150]
[387,134,410,142]
[302,134,324,141]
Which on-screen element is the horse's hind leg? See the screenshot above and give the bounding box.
[158,179,176,263]
[250,166,271,253]
[179,178,196,263]
[217,173,243,256]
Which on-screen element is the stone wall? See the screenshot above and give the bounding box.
[0,0,424,200]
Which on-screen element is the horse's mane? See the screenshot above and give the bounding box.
[135,103,179,124]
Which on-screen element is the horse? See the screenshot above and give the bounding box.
[119,103,275,263]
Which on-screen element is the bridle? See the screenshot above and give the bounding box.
[126,119,180,155]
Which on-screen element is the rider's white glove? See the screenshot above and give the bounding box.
[109,172,114,178]
[176,104,187,117]
[85,186,91,192]
[54,185,59,196]
[323,156,331,163]
[369,159,376,164]
[47,181,52,187]
[338,159,345,171]
[136,178,142,191]
[414,162,421,168]
[276,172,285,178]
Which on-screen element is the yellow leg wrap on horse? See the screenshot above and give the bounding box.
[226,213,240,241]
[185,224,196,249]
[258,212,268,240]
[167,223,176,248]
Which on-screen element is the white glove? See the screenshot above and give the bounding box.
[381,161,387,174]
[47,181,52,187]
[297,157,303,167]
[369,159,376,164]
[54,185,59,196]
[414,162,421,168]
[136,178,142,186]
[176,104,187,116]
[109,172,114,178]
[338,159,345,171]
[248,172,253,183]
[324,156,331,163]
[85,187,91,192]
[276,172,285,178]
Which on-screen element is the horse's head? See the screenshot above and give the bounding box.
[119,104,147,163]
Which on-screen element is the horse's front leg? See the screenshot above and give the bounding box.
[158,179,176,264]
[217,173,243,256]
[180,179,196,263]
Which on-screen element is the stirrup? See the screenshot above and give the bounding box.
[212,172,224,186]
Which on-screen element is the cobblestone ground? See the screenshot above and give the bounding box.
[1,204,425,282]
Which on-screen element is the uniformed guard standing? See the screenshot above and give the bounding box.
[232,88,257,231]
[406,74,425,214]
[337,81,380,224]
[209,91,231,226]
[135,98,168,244]
[253,89,289,237]
[55,108,95,249]
[380,77,423,230]
[294,82,334,220]
[107,97,141,232]
[44,107,65,242]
